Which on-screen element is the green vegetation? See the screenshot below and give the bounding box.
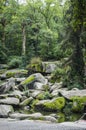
[71,96,86,112]
[21,75,35,85]
[43,97,65,112]
[0,0,86,108]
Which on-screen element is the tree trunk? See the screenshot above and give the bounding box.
[22,25,26,56]
[69,30,85,89]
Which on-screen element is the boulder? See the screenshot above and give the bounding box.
[0,90,23,99]
[42,116,57,122]
[19,73,48,90]
[9,112,43,120]
[15,78,25,84]
[0,104,14,117]
[50,82,62,92]
[0,69,28,79]
[0,77,15,94]
[20,97,33,106]
[0,97,19,105]
[35,97,65,112]
[42,61,61,74]
[59,89,86,99]
[30,90,42,98]
[0,64,8,69]
[33,82,44,90]
[9,112,57,122]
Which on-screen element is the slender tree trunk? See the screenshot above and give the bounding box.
[2,26,5,47]
[22,25,26,56]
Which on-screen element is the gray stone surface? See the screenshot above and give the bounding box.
[0,97,19,105]
[59,89,86,99]
[0,119,86,130]
[0,105,14,117]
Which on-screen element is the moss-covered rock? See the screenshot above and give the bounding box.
[43,97,65,111]
[6,72,15,78]
[71,96,86,112]
[36,91,53,100]
[35,97,65,112]
[5,69,28,78]
[21,75,35,86]
[20,97,33,106]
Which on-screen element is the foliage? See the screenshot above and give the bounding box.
[37,91,53,100]
[30,57,42,64]
[8,56,22,69]
[0,42,8,63]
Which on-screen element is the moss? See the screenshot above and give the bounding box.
[21,75,35,85]
[43,97,65,112]
[6,70,28,78]
[6,72,15,78]
[70,96,86,112]
[30,99,39,110]
[57,113,65,123]
[37,92,53,100]
[27,63,43,74]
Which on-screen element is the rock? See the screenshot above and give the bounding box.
[33,73,48,84]
[0,64,8,69]
[0,97,19,105]
[30,90,42,98]
[33,82,44,90]
[19,73,48,90]
[0,77,15,94]
[59,89,86,99]
[42,62,57,74]
[51,89,59,96]
[0,104,14,117]
[0,90,23,99]
[20,97,33,106]
[50,82,62,92]
[0,69,28,79]
[35,97,65,112]
[11,90,23,99]
[42,61,61,74]
[36,91,52,100]
[9,112,43,120]
[71,96,86,112]
[9,112,57,122]
[0,73,6,80]
[15,78,25,84]
[42,116,57,122]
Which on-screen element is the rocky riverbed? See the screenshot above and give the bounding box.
[0,62,86,124]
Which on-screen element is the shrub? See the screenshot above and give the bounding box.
[30,57,42,64]
[8,56,22,69]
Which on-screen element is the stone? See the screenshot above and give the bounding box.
[0,104,14,117]
[9,112,43,120]
[0,77,15,94]
[15,78,25,84]
[30,90,42,98]
[50,82,62,92]
[20,97,33,106]
[42,61,60,74]
[0,97,19,105]
[19,73,48,90]
[33,82,45,90]
[59,89,86,99]
[35,97,65,112]
[42,116,57,122]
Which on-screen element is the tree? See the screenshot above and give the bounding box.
[63,0,86,89]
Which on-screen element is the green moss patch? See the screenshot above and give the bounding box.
[71,96,86,112]
[43,97,65,112]
[21,75,35,85]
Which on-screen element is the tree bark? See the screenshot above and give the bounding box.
[22,25,26,56]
